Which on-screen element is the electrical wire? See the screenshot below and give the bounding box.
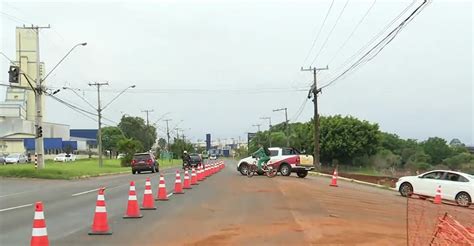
[301,0,336,66]
[320,0,430,89]
[326,0,377,66]
[310,0,350,66]
[321,0,417,82]
[291,97,308,122]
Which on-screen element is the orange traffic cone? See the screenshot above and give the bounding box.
[124,181,143,218]
[174,170,184,194]
[198,165,204,181]
[330,169,338,187]
[156,174,169,201]
[31,201,49,246]
[89,188,112,235]
[183,170,192,189]
[203,164,208,178]
[191,167,198,185]
[141,178,156,210]
[434,185,442,204]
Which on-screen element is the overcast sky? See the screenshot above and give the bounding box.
[1,0,472,145]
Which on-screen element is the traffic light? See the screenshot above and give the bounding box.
[36,126,43,138]
[8,66,20,83]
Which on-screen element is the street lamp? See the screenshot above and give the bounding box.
[97,84,135,167]
[43,42,87,81]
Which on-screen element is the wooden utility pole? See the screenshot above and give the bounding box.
[142,109,154,126]
[301,66,328,168]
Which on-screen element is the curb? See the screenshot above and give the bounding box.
[309,171,396,191]
[73,165,182,180]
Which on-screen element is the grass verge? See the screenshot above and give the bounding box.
[0,158,181,179]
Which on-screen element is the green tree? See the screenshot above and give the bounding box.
[170,138,193,158]
[443,152,473,170]
[421,137,453,165]
[319,115,380,164]
[118,116,157,152]
[117,138,143,167]
[157,138,167,150]
[101,126,125,155]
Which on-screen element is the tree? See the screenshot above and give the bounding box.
[169,138,193,158]
[117,138,143,167]
[449,138,464,147]
[421,137,453,165]
[157,138,167,150]
[319,115,380,164]
[101,126,125,156]
[118,116,157,152]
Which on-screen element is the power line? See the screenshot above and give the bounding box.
[301,0,336,66]
[310,0,350,66]
[326,0,377,66]
[320,0,417,83]
[320,0,430,89]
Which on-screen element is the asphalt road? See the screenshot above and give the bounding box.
[0,164,187,245]
[0,160,408,245]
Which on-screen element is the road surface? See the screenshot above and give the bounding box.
[0,160,407,245]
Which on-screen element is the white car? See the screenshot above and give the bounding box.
[54,153,76,162]
[5,153,28,164]
[396,170,474,207]
[209,154,218,160]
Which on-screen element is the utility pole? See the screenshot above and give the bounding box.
[141,109,154,126]
[260,116,272,147]
[301,65,328,168]
[163,119,172,151]
[19,25,51,169]
[252,124,261,145]
[273,108,289,147]
[88,82,109,168]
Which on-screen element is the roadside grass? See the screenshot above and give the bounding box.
[0,158,180,180]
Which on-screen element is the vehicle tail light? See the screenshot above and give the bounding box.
[147,159,153,165]
[131,159,137,166]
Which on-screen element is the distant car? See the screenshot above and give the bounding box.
[54,153,76,162]
[0,154,6,165]
[237,147,314,178]
[5,153,28,164]
[209,154,218,160]
[183,153,202,169]
[396,170,474,207]
[131,153,159,174]
[117,153,126,159]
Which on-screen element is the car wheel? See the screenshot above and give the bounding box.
[132,170,136,174]
[297,170,308,178]
[279,164,291,176]
[455,192,471,207]
[399,182,413,197]
[239,163,249,176]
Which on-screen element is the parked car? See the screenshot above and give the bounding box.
[131,153,159,174]
[396,170,474,207]
[237,147,314,178]
[5,153,28,164]
[209,154,218,160]
[54,153,76,162]
[183,153,202,169]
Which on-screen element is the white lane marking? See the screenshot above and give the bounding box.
[166,192,174,198]
[0,190,33,198]
[0,203,33,212]
[71,188,100,197]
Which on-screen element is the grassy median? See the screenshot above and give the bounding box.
[0,158,180,179]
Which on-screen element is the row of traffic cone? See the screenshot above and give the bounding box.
[30,162,226,245]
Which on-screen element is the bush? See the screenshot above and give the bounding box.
[443,152,473,170]
[415,162,431,171]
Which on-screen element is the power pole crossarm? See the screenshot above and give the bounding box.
[301,66,329,168]
[141,109,154,126]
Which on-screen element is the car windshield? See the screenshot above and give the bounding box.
[190,155,201,161]
[7,154,19,158]
[57,154,66,157]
